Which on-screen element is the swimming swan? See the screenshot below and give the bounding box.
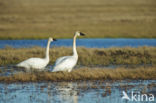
[52,31,85,72]
[17,37,56,70]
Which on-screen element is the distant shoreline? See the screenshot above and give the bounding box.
[0,36,156,40]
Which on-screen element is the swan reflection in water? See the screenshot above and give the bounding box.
[28,82,78,103]
[54,82,78,103]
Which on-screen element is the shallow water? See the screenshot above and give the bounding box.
[0,67,155,103]
[0,38,156,48]
[0,80,155,103]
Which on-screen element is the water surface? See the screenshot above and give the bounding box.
[0,38,155,48]
[0,80,155,103]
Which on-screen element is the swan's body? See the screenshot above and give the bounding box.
[17,37,56,70]
[17,58,49,70]
[53,56,78,72]
[52,31,85,72]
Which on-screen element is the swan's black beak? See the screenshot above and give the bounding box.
[53,38,57,41]
[80,32,86,36]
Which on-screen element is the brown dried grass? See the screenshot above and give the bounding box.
[0,67,155,83]
[0,46,155,66]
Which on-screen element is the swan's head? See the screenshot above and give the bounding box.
[49,37,57,42]
[75,31,86,36]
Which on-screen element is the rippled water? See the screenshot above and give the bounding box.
[0,38,156,48]
[0,80,155,103]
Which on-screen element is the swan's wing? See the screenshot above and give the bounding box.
[17,58,46,68]
[17,58,32,66]
[54,56,70,66]
[17,58,38,65]
[53,56,77,72]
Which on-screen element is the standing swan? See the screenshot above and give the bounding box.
[52,31,85,72]
[17,37,56,70]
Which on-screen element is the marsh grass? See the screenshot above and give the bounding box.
[0,46,155,66]
[0,67,155,82]
[0,0,156,39]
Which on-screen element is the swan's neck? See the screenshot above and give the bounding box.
[73,35,78,57]
[45,40,51,60]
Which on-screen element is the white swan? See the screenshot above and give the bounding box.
[52,31,85,72]
[17,37,56,70]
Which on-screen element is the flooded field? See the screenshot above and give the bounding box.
[0,80,155,103]
[0,38,155,103]
[0,38,156,48]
